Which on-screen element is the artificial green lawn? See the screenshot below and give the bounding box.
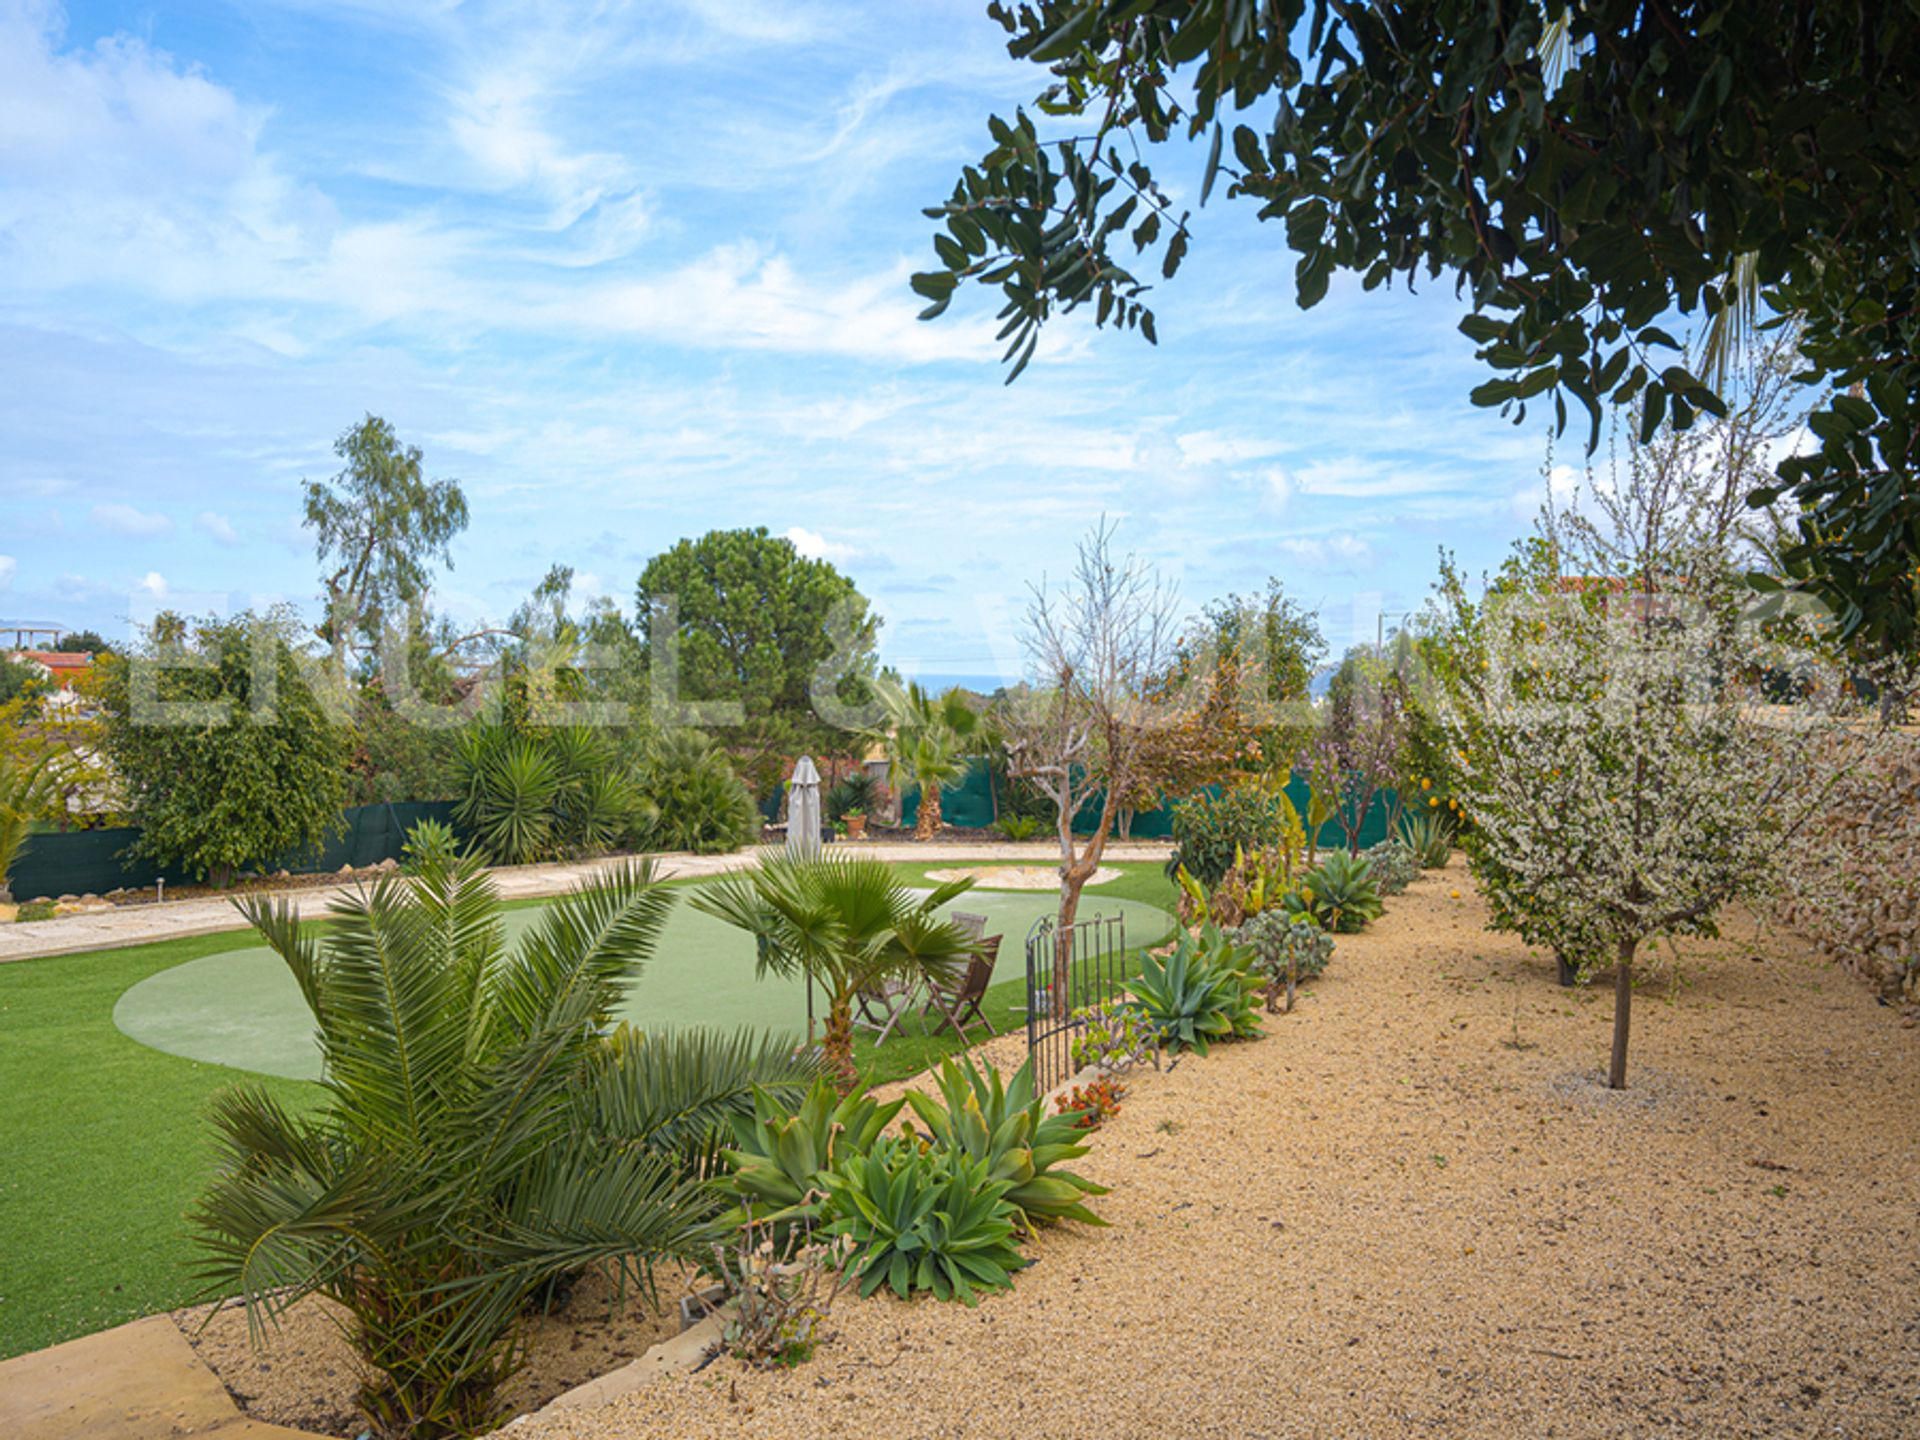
[0,859,1175,1360]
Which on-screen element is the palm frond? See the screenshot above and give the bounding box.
[236,893,329,1028]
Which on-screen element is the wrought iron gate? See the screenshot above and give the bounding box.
[1024,911,1128,1094]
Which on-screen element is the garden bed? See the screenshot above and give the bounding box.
[176,1262,698,1438]
[493,861,1920,1440]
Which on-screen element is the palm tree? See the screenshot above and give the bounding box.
[876,680,982,839]
[0,751,54,904]
[192,854,817,1440]
[690,852,982,1090]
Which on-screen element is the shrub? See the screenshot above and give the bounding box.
[95,612,351,886]
[454,728,560,863]
[995,814,1046,841]
[1168,783,1305,886]
[822,1137,1025,1305]
[1232,911,1335,1012]
[633,729,761,855]
[16,899,56,922]
[708,1216,851,1370]
[902,1055,1107,1229]
[1286,851,1384,933]
[400,818,462,875]
[1068,1000,1160,1072]
[1362,839,1419,896]
[1127,925,1264,1054]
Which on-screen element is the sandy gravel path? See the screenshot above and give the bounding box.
[502,858,1920,1440]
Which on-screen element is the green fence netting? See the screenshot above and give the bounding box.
[9,801,460,900]
[900,761,1397,849]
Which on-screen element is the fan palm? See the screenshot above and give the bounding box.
[875,680,982,838]
[690,853,982,1090]
[192,854,816,1440]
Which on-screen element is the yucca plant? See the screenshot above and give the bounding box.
[192,856,811,1440]
[1285,851,1385,933]
[1127,925,1264,1055]
[903,1056,1106,1229]
[822,1136,1025,1305]
[691,853,981,1090]
[453,727,559,864]
[547,726,639,856]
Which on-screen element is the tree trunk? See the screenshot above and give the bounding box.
[1555,949,1579,988]
[915,780,942,840]
[1608,937,1636,1090]
[822,999,858,1095]
[1052,795,1121,1011]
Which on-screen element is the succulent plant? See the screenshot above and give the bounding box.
[717,1077,904,1226]
[1285,851,1384,933]
[1232,911,1336,1012]
[823,1137,1026,1305]
[1126,924,1264,1055]
[903,1056,1107,1229]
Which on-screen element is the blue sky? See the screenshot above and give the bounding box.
[0,0,1559,682]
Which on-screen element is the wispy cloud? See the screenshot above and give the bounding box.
[91,503,174,538]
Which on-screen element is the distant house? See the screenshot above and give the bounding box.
[5,650,96,709]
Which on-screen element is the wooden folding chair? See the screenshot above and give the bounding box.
[924,934,1001,1038]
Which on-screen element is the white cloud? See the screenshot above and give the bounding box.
[0,554,15,589]
[784,525,859,565]
[196,510,241,545]
[91,502,174,537]
[1275,534,1375,571]
[134,570,168,599]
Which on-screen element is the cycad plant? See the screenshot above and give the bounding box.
[192,856,814,1439]
[692,853,982,1089]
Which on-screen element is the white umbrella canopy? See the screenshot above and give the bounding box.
[786,755,822,860]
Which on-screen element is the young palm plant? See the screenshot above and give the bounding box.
[691,853,981,1090]
[193,856,815,1439]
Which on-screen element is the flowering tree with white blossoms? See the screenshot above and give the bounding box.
[1425,485,1890,1089]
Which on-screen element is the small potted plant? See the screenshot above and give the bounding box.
[843,807,867,840]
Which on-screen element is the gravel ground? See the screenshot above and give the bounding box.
[501,858,1920,1440]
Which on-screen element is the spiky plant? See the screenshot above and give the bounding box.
[192,856,812,1439]
[691,853,981,1089]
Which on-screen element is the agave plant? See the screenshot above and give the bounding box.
[715,1075,905,1226]
[193,855,813,1440]
[903,1056,1107,1229]
[1286,851,1385,933]
[1127,925,1264,1055]
[822,1136,1025,1305]
[1397,809,1456,869]
[691,853,981,1089]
